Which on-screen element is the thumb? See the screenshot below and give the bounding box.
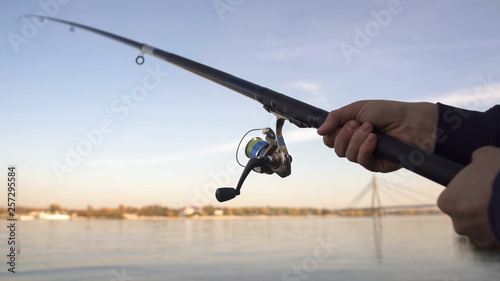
[317,102,363,135]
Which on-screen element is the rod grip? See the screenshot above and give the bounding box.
[374,132,464,186]
[256,89,465,186]
[305,103,464,186]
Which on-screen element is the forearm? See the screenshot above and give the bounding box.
[434,103,500,165]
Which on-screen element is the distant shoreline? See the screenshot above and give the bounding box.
[123,214,445,221]
[7,213,446,221]
[1,204,443,220]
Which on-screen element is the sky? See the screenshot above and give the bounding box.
[2,0,500,210]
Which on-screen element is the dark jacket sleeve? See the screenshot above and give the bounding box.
[434,103,500,165]
[434,103,500,242]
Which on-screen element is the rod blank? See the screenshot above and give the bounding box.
[29,15,464,186]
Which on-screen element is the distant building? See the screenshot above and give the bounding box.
[179,206,201,217]
[123,213,139,219]
[214,209,224,216]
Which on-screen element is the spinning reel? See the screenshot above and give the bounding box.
[215,115,292,202]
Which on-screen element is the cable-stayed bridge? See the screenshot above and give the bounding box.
[342,174,441,216]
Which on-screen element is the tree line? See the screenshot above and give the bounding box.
[0,204,328,218]
[0,203,441,219]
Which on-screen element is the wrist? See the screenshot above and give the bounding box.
[405,102,439,152]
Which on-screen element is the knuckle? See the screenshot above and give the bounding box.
[436,192,450,214]
[472,147,486,160]
[472,145,496,159]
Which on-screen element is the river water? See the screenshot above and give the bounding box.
[1,215,500,281]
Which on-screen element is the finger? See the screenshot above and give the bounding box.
[322,135,334,148]
[357,133,377,170]
[334,120,360,157]
[317,102,363,135]
[345,122,373,163]
[436,189,453,216]
[438,167,468,216]
[322,127,341,148]
[317,111,339,135]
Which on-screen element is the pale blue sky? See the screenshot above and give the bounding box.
[2,0,500,209]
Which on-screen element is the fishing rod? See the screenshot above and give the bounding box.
[27,15,464,201]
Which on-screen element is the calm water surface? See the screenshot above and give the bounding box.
[1,215,500,281]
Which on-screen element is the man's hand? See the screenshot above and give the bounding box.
[438,146,500,248]
[317,100,438,173]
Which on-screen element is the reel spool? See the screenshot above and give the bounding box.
[215,117,292,202]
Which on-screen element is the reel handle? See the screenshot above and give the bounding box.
[215,157,269,202]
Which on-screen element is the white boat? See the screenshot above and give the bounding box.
[20,211,70,220]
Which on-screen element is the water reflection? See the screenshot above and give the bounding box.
[2,216,500,281]
[372,215,384,263]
